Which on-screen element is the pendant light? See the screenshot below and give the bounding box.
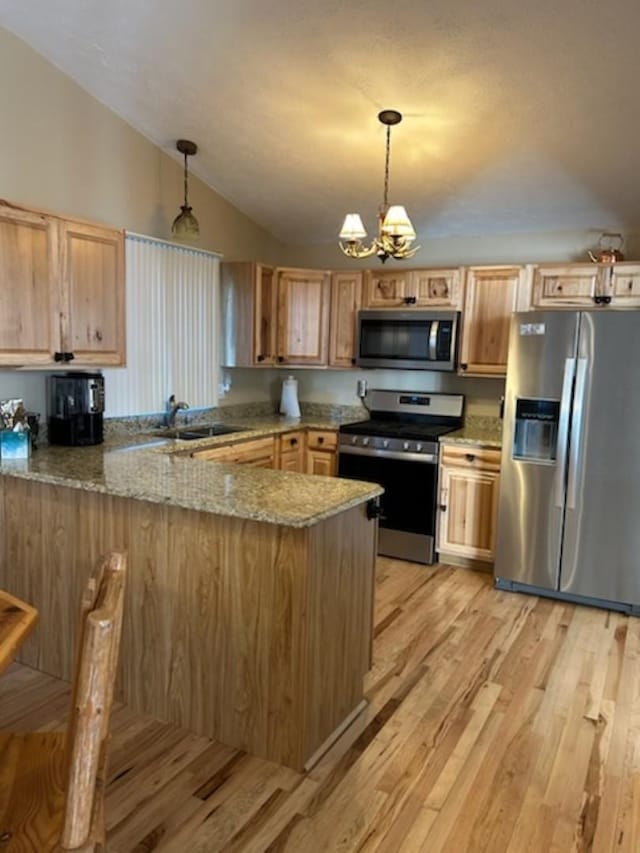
[171,139,200,240]
[339,110,419,263]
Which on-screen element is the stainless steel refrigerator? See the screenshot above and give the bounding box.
[495,310,640,614]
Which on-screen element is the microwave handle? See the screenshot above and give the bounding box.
[428,320,439,361]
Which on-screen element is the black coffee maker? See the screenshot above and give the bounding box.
[47,373,105,446]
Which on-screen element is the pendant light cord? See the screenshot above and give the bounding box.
[382,124,391,210]
[183,152,189,208]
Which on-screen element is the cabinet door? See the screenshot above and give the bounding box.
[459,267,521,375]
[438,465,500,562]
[410,268,462,308]
[0,206,59,365]
[608,264,640,306]
[306,449,336,477]
[254,264,277,364]
[531,265,599,307]
[276,269,330,365]
[277,431,305,472]
[329,272,362,367]
[60,221,125,365]
[363,271,410,307]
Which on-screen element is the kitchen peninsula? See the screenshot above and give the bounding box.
[0,422,381,770]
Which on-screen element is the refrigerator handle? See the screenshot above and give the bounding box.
[554,358,575,508]
[566,358,588,509]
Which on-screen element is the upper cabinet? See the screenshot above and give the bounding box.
[459,266,524,376]
[276,268,330,365]
[329,271,363,368]
[530,262,640,309]
[221,263,330,367]
[0,201,125,367]
[363,268,463,309]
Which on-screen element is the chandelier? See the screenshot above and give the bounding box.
[339,110,419,263]
[171,139,200,240]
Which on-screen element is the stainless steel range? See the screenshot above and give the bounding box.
[338,390,464,564]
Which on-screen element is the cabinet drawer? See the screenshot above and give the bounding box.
[440,445,501,472]
[193,436,275,465]
[306,429,337,451]
[278,431,305,452]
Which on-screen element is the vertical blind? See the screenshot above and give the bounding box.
[104,233,220,417]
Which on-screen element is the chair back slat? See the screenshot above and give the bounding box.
[61,552,126,850]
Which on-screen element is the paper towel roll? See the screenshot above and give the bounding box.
[280,375,300,418]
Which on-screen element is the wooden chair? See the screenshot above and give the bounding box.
[0,551,127,851]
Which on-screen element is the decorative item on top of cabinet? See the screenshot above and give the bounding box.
[276,268,330,366]
[437,444,501,563]
[306,429,337,476]
[0,201,125,367]
[363,268,463,309]
[530,262,640,309]
[220,262,276,367]
[458,266,525,376]
[329,271,363,367]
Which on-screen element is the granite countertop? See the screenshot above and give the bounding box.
[0,414,382,528]
[440,416,503,449]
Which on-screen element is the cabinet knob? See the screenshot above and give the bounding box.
[256,354,265,362]
[54,351,65,362]
[465,453,476,462]
[404,296,417,305]
[317,436,324,445]
[439,504,447,512]
[460,362,468,371]
[65,352,75,362]
[277,356,285,363]
[290,438,298,446]
[351,357,356,365]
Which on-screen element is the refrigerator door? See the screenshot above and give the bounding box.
[495,311,578,589]
[559,312,640,606]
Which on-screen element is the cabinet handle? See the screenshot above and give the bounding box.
[460,362,468,371]
[465,453,476,462]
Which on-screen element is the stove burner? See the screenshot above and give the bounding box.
[340,420,460,441]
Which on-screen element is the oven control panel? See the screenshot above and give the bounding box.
[339,434,439,457]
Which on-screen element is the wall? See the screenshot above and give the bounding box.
[0,26,284,416]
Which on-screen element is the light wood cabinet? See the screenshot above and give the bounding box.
[438,444,501,563]
[192,436,276,468]
[221,264,330,367]
[221,262,276,366]
[306,429,337,476]
[276,268,330,365]
[459,266,523,376]
[329,271,363,367]
[0,201,125,367]
[277,430,305,473]
[529,262,640,309]
[363,268,462,309]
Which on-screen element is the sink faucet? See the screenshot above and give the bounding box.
[164,394,189,428]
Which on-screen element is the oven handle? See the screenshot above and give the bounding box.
[339,446,436,464]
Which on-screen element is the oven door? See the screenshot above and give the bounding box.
[338,449,438,564]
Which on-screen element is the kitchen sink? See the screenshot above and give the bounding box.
[152,424,247,441]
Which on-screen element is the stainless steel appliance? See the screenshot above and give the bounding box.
[356,310,459,371]
[495,310,640,614]
[47,372,105,446]
[338,390,464,563]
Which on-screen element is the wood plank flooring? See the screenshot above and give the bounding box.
[1,558,639,851]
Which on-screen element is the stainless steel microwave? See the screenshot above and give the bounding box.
[356,309,460,371]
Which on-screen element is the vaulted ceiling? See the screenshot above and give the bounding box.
[1,0,638,246]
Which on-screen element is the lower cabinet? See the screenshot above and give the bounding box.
[277,430,305,472]
[437,444,501,563]
[191,428,338,476]
[192,436,276,468]
[306,429,337,476]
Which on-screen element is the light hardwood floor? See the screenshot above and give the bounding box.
[1,558,639,852]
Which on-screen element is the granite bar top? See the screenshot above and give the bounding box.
[441,416,503,449]
[0,415,381,528]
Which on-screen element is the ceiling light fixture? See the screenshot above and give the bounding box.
[339,110,420,263]
[171,139,200,240]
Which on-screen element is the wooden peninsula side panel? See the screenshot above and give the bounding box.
[0,477,377,770]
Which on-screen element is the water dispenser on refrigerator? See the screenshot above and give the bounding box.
[512,398,560,463]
